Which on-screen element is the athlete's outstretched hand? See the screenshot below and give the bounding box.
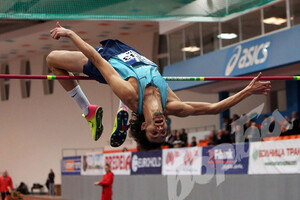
[50,22,74,40]
[245,72,271,95]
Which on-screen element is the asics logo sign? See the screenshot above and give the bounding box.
[225,41,271,76]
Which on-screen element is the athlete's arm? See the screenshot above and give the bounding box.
[165,73,271,117]
[50,22,138,107]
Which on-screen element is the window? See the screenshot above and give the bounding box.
[290,0,300,26]
[157,35,169,73]
[184,23,200,59]
[0,64,10,101]
[263,1,287,33]
[221,18,240,47]
[20,60,31,98]
[169,30,184,64]
[202,22,220,54]
[241,10,262,40]
[158,34,168,55]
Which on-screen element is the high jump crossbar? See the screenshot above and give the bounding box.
[0,74,299,81]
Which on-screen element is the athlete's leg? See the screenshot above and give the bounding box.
[46,50,103,141]
[47,50,90,115]
[46,50,86,91]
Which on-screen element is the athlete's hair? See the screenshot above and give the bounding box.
[129,112,162,151]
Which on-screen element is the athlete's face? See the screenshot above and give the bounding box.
[142,112,168,143]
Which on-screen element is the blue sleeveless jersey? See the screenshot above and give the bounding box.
[83,39,168,115]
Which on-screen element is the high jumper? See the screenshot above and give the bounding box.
[47,22,271,151]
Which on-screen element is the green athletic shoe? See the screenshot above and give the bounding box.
[83,105,104,141]
[110,106,128,147]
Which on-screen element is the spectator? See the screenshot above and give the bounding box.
[230,114,239,134]
[291,111,300,135]
[267,116,281,137]
[222,128,232,143]
[216,130,224,144]
[222,116,232,134]
[190,136,197,147]
[94,164,114,200]
[180,129,188,147]
[207,130,217,146]
[233,124,245,144]
[0,170,13,200]
[48,169,55,196]
[232,114,240,122]
[260,115,270,138]
[284,115,292,130]
[281,115,292,136]
[243,119,251,142]
[165,130,176,148]
[216,129,232,144]
[244,119,251,131]
[246,122,261,142]
[173,131,183,148]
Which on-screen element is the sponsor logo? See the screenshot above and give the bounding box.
[253,147,300,159]
[166,151,179,165]
[225,41,271,76]
[259,148,285,158]
[208,148,235,167]
[105,154,131,171]
[184,149,199,165]
[131,154,162,172]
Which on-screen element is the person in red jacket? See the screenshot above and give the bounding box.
[0,170,13,200]
[94,164,114,200]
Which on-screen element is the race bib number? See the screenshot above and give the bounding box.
[118,50,157,66]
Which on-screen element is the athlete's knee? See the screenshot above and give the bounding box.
[46,51,60,71]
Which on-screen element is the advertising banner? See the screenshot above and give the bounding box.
[162,147,202,175]
[61,156,81,175]
[131,150,162,175]
[81,152,104,175]
[104,152,131,175]
[202,143,249,174]
[249,139,300,174]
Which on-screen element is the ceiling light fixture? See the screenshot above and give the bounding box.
[181,46,200,52]
[217,33,238,40]
[263,17,287,25]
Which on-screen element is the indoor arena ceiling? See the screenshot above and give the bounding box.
[0,0,279,21]
[0,20,158,61]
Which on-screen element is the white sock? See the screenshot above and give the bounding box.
[67,85,90,116]
[118,100,128,111]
